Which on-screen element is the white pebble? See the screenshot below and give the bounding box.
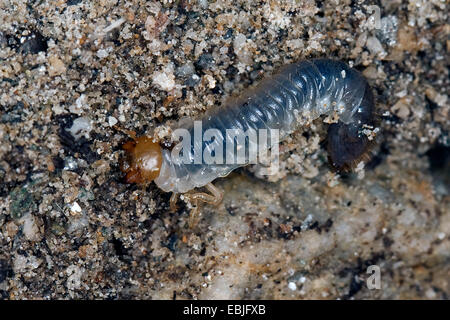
[366,36,386,57]
[67,117,92,140]
[21,214,41,242]
[69,201,82,214]
[96,49,109,59]
[152,71,176,91]
[288,282,297,291]
[108,116,118,127]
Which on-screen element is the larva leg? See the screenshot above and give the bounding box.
[188,199,200,228]
[205,182,223,205]
[186,183,223,227]
[169,193,178,212]
[187,183,223,205]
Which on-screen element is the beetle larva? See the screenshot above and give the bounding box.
[121,59,377,223]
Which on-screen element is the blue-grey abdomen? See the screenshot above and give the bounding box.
[155,59,376,193]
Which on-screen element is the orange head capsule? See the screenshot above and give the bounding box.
[121,136,163,184]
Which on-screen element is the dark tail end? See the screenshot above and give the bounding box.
[327,85,378,172]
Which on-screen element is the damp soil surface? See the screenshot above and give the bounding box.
[0,0,449,299]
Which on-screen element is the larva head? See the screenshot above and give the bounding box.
[120,136,162,184]
[327,122,372,172]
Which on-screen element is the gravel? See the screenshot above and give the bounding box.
[0,0,448,299]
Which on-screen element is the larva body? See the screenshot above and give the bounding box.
[152,59,376,193]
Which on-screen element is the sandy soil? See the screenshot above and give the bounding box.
[0,0,449,299]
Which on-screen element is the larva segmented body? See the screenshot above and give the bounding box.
[154,59,376,193]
